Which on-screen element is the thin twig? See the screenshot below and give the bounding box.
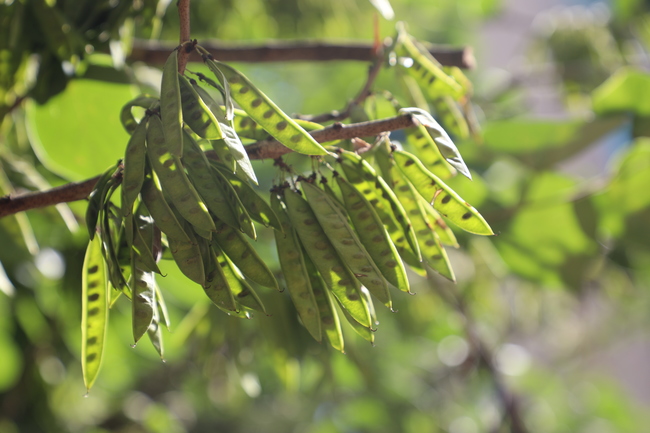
[434,278,529,433]
[129,40,475,69]
[0,115,417,219]
[177,0,191,74]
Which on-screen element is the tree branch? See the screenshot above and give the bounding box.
[0,115,417,219]
[177,0,191,74]
[129,40,475,69]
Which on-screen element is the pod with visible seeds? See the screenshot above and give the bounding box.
[140,175,192,243]
[81,235,108,391]
[391,168,455,280]
[86,163,118,240]
[209,165,256,239]
[417,194,458,248]
[336,175,410,293]
[179,74,223,139]
[393,150,493,235]
[301,182,392,307]
[213,164,282,232]
[198,238,237,311]
[192,84,257,183]
[121,119,149,217]
[212,219,278,290]
[284,188,374,326]
[100,189,130,290]
[231,109,324,141]
[432,96,470,140]
[131,245,156,345]
[180,131,241,232]
[337,298,374,344]
[160,49,183,157]
[338,150,421,261]
[215,244,266,314]
[168,221,206,286]
[271,191,321,341]
[146,115,216,235]
[303,250,344,352]
[404,124,456,180]
[205,59,329,155]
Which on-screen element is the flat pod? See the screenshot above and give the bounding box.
[180,131,241,232]
[200,241,237,311]
[122,119,149,217]
[168,224,206,286]
[432,95,470,140]
[140,176,192,244]
[336,175,410,293]
[192,84,258,184]
[120,96,159,134]
[208,60,329,156]
[216,246,267,314]
[284,188,374,327]
[178,74,223,139]
[209,165,256,239]
[130,249,156,345]
[86,163,118,240]
[271,191,322,341]
[417,193,458,247]
[300,182,392,307]
[160,50,183,157]
[404,124,456,180]
[338,151,421,262]
[214,165,282,232]
[337,299,374,344]
[212,219,278,290]
[146,303,164,359]
[391,168,455,280]
[81,235,109,391]
[302,250,344,352]
[146,115,216,235]
[393,150,493,236]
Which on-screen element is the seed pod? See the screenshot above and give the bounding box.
[337,298,375,344]
[130,247,156,345]
[140,174,192,243]
[284,188,375,326]
[338,151,421,262]
[199,238,237,311]
[100,188,130,290]
[303,250,344,352]
[336,175,410,293]
[212,219,278,290]
[167,222,206,287]
[432,96,470,140]
[271,191,321,341]
[231,109,324,141]
[214,164,282,232]
[391,169,455,280]
[155,284,171,330]
[160,50,183,157]
[122,119,149,217]
[120,96,159,134]
[180,130,242,232]
[132,212,162,275]
[146,302,164,359]
[146,115,216,235]
[418,194,458,248]
[393,150,493,235]
[404,124,456,180]
[206,59,329,155]
[214,243,266,314]
[179,74,223,139]
[209,165,256,239]
[81,235,108,391]
[86,163,119,240]
[192,84,257,184]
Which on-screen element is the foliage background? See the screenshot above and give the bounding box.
[2,0,650,432]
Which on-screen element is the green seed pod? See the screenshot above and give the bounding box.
[120,96,159,134]
[212,219,278,290]
[122,119,149,217]
[404,124,456,180]
[418,194,459,248]
[86,163,119,240]
[140,174,192,244]
[146,115,216,235]
[432,96,470,140]
[284,188,375,325]
[146,302,164,359]
[81,235,109,391]
[214,243,266,314]
[160,50,184,157]
[336,175,410,293]
[209,165,256,239]
[167,221,206,286]
[303,250,344,352]
[213,164,282,232]
[393,150,493,235]
[198,238,237,311]
[271,191,321,341]
[205,59,329,156]
[179,74,223,139]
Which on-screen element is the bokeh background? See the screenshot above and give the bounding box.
[1,0,650,432]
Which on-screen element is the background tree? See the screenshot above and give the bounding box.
[2,1,650,432]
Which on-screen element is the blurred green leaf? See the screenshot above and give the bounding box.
[593,67,650,116]
[26,79,134,181]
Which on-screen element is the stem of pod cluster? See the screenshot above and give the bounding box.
[177,0,192,74]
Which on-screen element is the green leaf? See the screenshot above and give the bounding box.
[26,80,134,181]
[593,67,650,116]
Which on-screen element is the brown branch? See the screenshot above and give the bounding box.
[129,40,475,69]
[0,115,417,219]
[177,0,191,74]
[0,176,101,219]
